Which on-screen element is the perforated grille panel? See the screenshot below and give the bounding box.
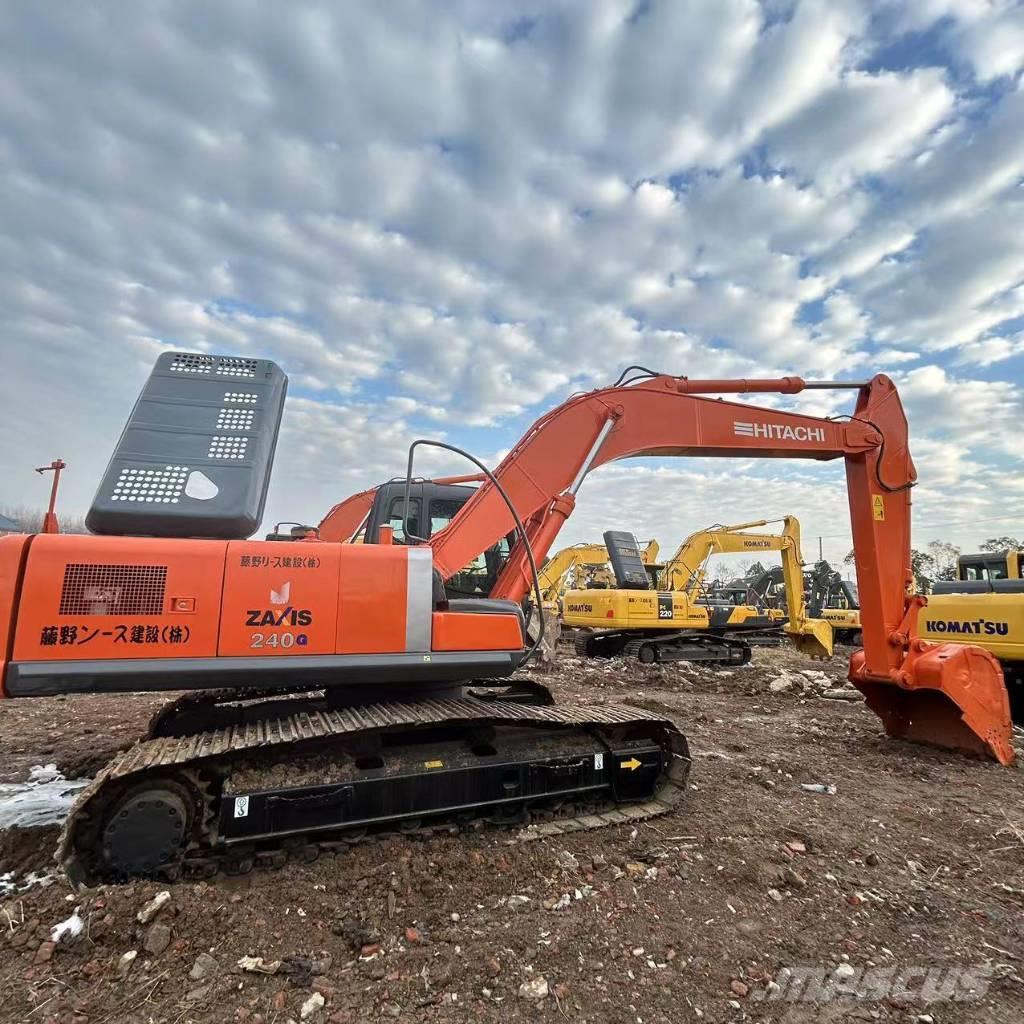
[216,357,258,377]
[208,436,249,459]
[59,563,168,616]
[87,351,287,538]
[216,408,255,430]
[111,465,188,503]
[169,356,258,377]
[170,353,216,374]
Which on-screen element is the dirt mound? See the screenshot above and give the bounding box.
[0,824,59,877]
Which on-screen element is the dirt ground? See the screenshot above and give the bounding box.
[0,645,1022,1024]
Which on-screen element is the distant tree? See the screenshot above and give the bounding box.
[978,536,1022,553]
[910,549,936,593]
[744,561,767,580]
[846,546,936,593]
[926,540,960,582]
[731,558,756,578]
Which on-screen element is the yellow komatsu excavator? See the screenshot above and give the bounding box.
[564,519,832,665]
[661,518,796,597]
[806,561,862,644]
[921,549,1024,721]
[537,540,659,610]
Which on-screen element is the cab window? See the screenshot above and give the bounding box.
[386,497,421,543]
[428,498,464,535]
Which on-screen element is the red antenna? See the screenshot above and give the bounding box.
[35,459,66,535]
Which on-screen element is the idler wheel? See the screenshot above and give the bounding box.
[100,783,191,878]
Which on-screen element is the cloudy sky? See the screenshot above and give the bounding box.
[3,0,1024,569]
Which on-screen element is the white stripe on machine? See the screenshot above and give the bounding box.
[405,547,434,653]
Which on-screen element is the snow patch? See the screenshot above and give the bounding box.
[0,764,90,829]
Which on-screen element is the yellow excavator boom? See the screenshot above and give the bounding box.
[660,517,833,658]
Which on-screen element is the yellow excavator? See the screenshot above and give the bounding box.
[806,561,862,644]
[564,519,832,665]
[922,549,1024,720]
[661,518,796,596]
[537,540,659,610]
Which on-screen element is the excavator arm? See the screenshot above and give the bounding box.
[661,519,772,594]
[318,487,378,543]
[775,516,833,659]
[426,373,1012,764]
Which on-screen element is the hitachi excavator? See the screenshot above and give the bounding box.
[563,517,832,663]
[0,354,1015,888]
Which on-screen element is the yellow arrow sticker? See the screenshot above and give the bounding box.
[872,494,885,521]
[620,757,642,771]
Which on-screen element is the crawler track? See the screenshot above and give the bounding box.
[60,694,690,888]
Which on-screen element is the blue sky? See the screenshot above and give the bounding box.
[2,0,1023,568]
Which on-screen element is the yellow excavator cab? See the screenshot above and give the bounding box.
[537,539,659,610]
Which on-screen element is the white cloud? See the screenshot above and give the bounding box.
[765,68,956,191]
[0,0,1021,559]
[951,2,1024,80]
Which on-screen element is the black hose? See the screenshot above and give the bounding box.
[830,414,915,494]
[402,440,546,663]
[612,365,662,387]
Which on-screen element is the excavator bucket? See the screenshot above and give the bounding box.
[785,617,834,660]
[850,644,1015,765]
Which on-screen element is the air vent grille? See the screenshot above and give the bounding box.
[111,465,187,503]
[208,436,249,459]
[170,353,216,374]
[216,408,255,430]
[59,563,168,616]
[169,356,258,377]
[216,358,258,377]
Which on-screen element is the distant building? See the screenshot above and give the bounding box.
[0,512,23,534]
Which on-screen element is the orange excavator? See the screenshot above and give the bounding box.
[0,354,1013,888]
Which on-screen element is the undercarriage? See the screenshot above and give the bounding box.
[59,680,690,888]
[574,628,757,665]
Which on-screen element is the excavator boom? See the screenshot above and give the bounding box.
[661,518,784,595]
[424,372,1011,763]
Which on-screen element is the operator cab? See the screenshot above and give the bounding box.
[933,550,1024,595]
[362,481,516,600]
[956,551,1020,582]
